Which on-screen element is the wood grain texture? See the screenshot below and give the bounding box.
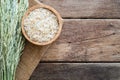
[16,0,120,80]
[16,0,50,80]
[39,0,120,18]
[30,63,120,80]
[41,19,120,61]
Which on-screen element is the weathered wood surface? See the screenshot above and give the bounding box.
[41,19,120,61]
[15,0,120,80]
[30,63,120,80]
[16,0,50,80]
[39,0,120,18]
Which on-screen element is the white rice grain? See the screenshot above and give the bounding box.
[24,8,59,43]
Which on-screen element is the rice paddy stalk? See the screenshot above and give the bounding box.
[0,0,28,80]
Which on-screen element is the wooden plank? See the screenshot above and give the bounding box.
[39,0,120,18]
[41,19,120,61]
[30,63,120,80]
[16,0,50,80]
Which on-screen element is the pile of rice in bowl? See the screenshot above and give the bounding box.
[24,8,59,43]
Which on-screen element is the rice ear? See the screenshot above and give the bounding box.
[0,0,28,80]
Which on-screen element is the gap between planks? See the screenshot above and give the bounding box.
[40,61,120,63]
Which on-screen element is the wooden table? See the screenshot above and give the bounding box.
[17,0,120,80]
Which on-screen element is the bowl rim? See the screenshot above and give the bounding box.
[22,4,63,46]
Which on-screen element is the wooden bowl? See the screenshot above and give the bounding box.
[22,4,63,46]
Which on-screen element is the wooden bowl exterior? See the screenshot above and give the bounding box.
[22,4,63,46]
